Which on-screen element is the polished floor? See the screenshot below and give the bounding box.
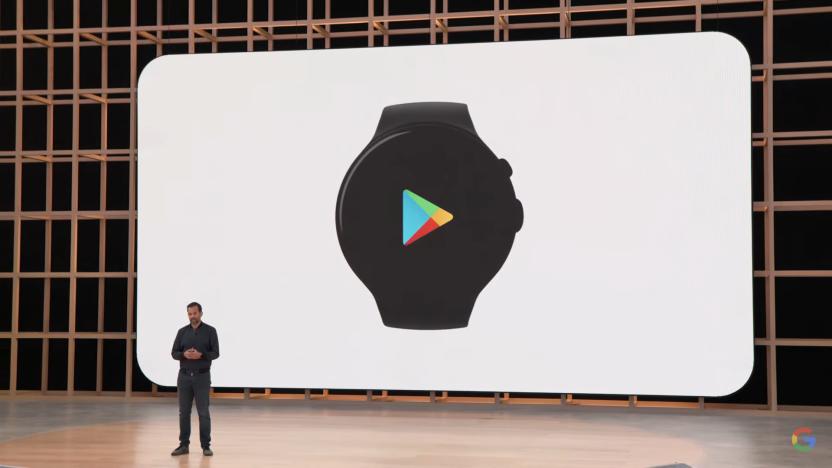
[0,397,829,467]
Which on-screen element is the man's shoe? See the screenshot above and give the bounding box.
[203,448,213,456]
[171,445,189,456]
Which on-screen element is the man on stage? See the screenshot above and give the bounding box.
[170,302,220,456]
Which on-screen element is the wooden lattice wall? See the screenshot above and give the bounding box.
[1,0,831,411]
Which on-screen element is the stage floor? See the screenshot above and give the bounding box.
[0,397,830,467]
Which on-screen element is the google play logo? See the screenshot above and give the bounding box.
[402,189,453,246]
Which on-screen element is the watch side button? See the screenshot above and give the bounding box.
[498,158,513,177]
[514,199,524,232]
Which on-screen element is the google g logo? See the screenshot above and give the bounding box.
[792,427,816,452]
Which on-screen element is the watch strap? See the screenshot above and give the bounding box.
[375,102,477,136]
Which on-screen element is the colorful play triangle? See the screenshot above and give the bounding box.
[402,189,453,246]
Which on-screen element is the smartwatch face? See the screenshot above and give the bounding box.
[337,124,522,329]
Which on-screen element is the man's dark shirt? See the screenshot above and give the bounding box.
[171,321,220,370]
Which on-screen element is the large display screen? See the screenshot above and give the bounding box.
[137,33,752,396]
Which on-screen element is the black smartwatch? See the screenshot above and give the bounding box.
[336,102,523,330]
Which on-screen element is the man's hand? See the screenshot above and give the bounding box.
[183,348,203,360]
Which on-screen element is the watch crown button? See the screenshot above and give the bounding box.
[514,199,524,232]
[498,158,513,177]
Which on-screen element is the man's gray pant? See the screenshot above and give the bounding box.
[177,369,211,449]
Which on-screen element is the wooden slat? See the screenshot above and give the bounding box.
[79,93,107,104]
[372,21,388,35]
[137,30,161,45]
[23,33,53,47]
[762,0,777,412]
[80,32,106,46]
[311,24,330,38]
[23,94,53,105]
[79,152,107,161]
[252,26,272,40]
[194,28,217,42]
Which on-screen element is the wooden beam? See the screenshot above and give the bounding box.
[137,30,162,45]
[77,213,107,220]
[372,21,387,35]
[79,152,107,162]
[774,72,832,81]
[80,93,108,104]
[23,33,52,47]
[24,94,53,105]
[20,154,52,162]
[80,32,106,46]
[194,28,217,42]
[311,24,330,38]
[774,137,832,146]
[252,26,273,40]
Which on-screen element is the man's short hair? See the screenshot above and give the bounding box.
[186,301,203,313]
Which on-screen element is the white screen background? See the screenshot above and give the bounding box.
[137,33,752,396]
